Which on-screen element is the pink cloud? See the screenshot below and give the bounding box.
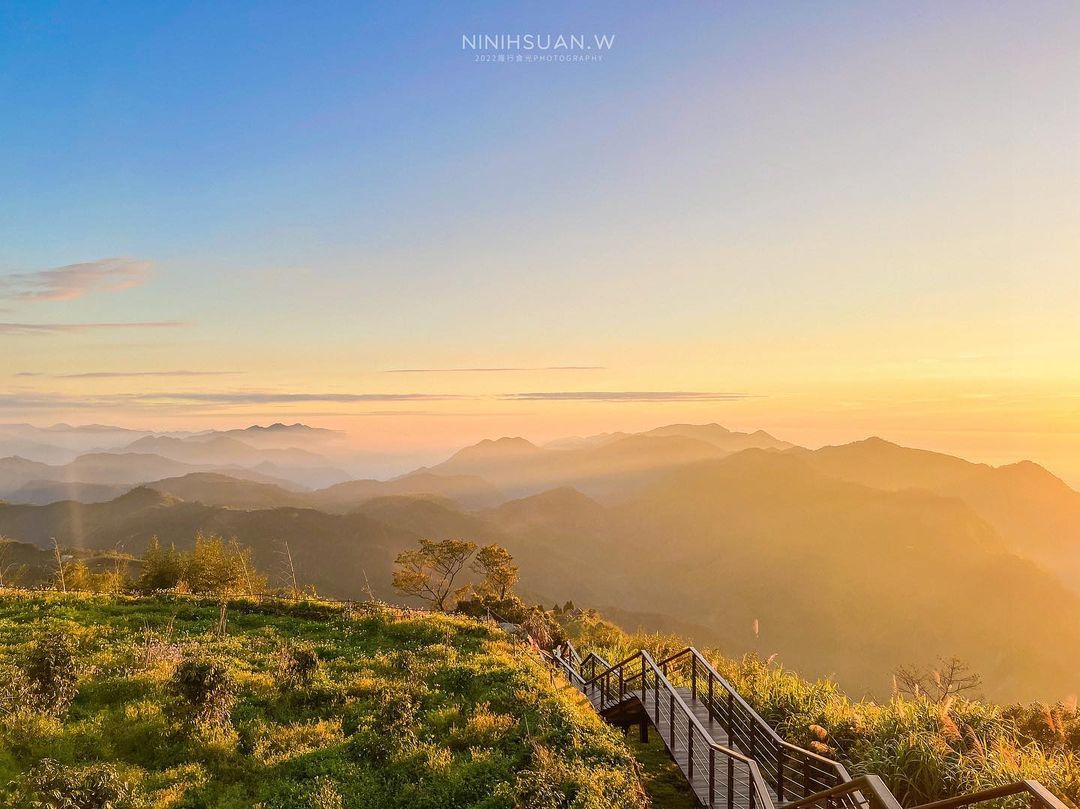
[0,257,153,302]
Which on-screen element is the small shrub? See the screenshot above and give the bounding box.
[7,758,135,809]
[450,702,517,748]
[513,744,570,808]
[309,776,343,809]
[520,609,566,651]
[250,719,343,765]
[24,631,79,716]
[0,663,35,715]
[276,640,320,690]
[348,683,422,763]
[168,655,235,726]
[457,594,567,651]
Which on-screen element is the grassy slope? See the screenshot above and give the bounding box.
[0,593,646,808]
[624,735,699,809]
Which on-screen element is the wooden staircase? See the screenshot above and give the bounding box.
[591,682,758,807]
[553,643,1069,809]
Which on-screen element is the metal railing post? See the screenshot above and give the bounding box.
[710,748,716,807]
[642,655,647,702]
[688,720,695,780]
[727,759,735,809]
[777,745,786,801]
[669,693,675,747]
[727,691,734,736]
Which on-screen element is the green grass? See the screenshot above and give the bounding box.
[0,592,647,808]
[624,733,699,809]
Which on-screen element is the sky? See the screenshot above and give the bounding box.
[2,1,1079,481]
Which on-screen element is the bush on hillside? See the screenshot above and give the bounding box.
[24,631,79,716]
[308,776,344,809]
[1004,701,1080,751]
[276,639,321,690]
[455,593,566,650]
[138,534,267,596]
[6,758,135,809]
[168,654,235,726]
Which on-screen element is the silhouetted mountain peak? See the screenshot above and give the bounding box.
[501,486,599,512]
[112,486,174,508]
[449,436,540,461]
[856,436,900,448]
[641,423,794,452]
[239,422,339,435]
[995,460,1073,492]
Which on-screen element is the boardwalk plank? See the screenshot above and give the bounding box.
[583,681,771,807]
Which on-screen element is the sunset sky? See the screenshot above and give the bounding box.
[2,2,1079,481]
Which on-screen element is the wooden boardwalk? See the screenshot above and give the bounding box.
[557,645,1070,809]
[584,682,764,808]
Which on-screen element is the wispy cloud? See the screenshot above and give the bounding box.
[133,392,464,404]
[0,257,153,302]
[501,391,756,402]
[385,366,605,373]
[36,370,239,379]
[0,321,187,335]
[0,387,755,411]
[0,393,100,409]
[0,390,463,409]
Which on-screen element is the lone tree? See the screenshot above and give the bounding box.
[894,656,982,703]
[472,544,519,599]
[392,539,477,610]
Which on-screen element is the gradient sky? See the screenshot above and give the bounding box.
[2,2,1079,481]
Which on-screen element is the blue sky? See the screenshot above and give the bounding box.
[2,1,1079,481]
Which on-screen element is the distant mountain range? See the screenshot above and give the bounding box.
[545,423,794,453]
[424,424,792,500]
[0,423,354,494]
[0,453,298,502]
[1,421,1078,702]
[798,437,1080,591]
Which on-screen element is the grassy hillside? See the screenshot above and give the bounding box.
[0,592,645,808]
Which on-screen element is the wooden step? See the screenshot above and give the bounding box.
[582,681,778,807]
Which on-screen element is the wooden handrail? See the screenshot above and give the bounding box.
[911,780,1070,809]
[658,646,852,775]
[660,643,855,794]
[781,775,902,809]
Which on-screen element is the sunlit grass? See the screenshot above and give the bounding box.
[0,592,646,808]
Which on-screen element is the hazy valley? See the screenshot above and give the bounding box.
[2,421,1078,702]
